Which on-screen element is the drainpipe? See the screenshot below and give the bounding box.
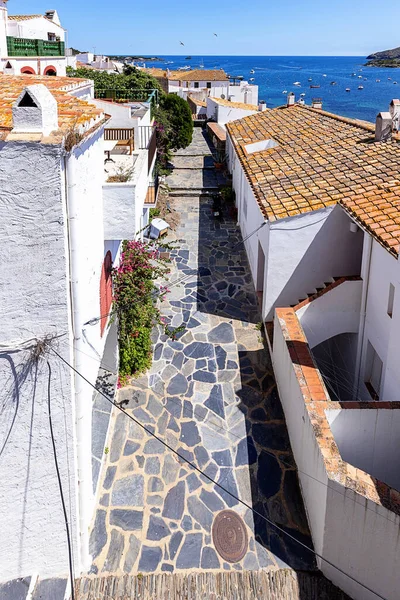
[354,232,373,399]
[64,150,93,572]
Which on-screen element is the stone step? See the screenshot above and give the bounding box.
[0,576,68,600]
[74,570,351,600]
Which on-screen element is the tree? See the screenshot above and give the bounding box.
[153,94,193,169]
[66,66,161,93]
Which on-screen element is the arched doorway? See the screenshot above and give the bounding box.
[44,65,57,76]
[100,251,113,337]
[20,66,36,75]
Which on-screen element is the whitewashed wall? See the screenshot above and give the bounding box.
[273,318,400,600]
[296,280,362,349]
[1,56,67,76]
[206,97,257,125]
[7,16,65,42]
[356,238,400,401]
[0,140,78,581]
[327,408,400,490]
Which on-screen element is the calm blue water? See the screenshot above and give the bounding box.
[151,55,400,123]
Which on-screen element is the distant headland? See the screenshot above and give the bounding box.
[365,47,400,67]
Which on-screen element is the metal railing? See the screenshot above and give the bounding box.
[94,89,158,104]
[6,36,65,57]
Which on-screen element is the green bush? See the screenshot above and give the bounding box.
[113,240,171,379]
[153,94,193,169]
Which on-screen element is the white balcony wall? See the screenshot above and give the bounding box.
[103,150,150,240]
[327,408,400,490]
[273,316,400,600]
[296,280,362,349]
[7,16,65,42]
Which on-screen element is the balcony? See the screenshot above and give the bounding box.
[94,89,159,105]
[6,36,65,57]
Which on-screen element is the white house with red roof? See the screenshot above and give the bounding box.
[0,1,67,76]
[226,98,400,600]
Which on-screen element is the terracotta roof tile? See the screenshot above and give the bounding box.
[226,104,400,256]
[0,74,102,134]
[211,97,258,111]
[168,69,228,82]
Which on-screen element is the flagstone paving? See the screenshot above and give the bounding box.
[88,133,316,577]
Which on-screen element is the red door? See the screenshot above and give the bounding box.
[100,251,113,336]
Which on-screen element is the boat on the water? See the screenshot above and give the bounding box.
[308,77,312,81]
[185,56,192,60]
[388,77,392,81]
[250,69,255,74]
[293,81,301,86]
[330,81,337,85]
[282,90,288,94]
[178,65,191,71]
[351,73,356,76]
[249,78,255,81]
[394,82,398,85]
[346,88,351,92]
[358,75,362,79]
[310,84,320,88]
[323,74,327,77]
[358,85,364,90]
[376,79,381,82]
[300,92,306,96]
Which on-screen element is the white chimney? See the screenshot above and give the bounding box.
[389,99,400,131]
[287,92,295,107]
[258,100,267,112]
[298,97,305,105]
[12,85,58,136]
[312,98,323,109]
[375,112,392,142]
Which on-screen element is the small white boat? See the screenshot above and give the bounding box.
[394,81,398,85]
[351,73,356,76]
[249,78,255,81]
[358,85,364,90]
[323,74,327,77]
[250,69,255,74]
[346,88,351,92]
[282,90,288,94]
[300,92,306,96]
[330,81,337,85]
[293,81,301,86]
[308,77,312,81]
[376,79,381,82]
[388,77,392,81]
[358,75,362,79]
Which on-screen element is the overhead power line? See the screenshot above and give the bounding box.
[51,347,387,600]
[46,361,76,600]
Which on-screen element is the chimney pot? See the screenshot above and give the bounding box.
[389,99,400,131]
[312,98,323,109]
[375,112,392,142]
[258,100,267,112]
[287,92,295,107]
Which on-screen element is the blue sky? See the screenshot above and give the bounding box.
[13,0,400,56]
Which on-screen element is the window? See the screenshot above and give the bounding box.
[194,82,199,88]
[387,283,395,318]
[206,82,211,89]
[47,32,56,41]
[364,341,383,400]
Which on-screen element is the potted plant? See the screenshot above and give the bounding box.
[213,149,225,170]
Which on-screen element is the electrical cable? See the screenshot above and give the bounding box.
[46,361,76,600]
[51,347,387,600]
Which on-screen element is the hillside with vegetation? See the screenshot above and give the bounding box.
[365,46,400,67]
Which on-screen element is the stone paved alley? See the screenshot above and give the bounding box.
[89,129,315,578]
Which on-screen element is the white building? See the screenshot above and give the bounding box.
[226,100,400,600]
[143,67,259,105]
[0,74,157,591]
[206,96,259,125]
[75,53,124,74]
[0,2,67,76]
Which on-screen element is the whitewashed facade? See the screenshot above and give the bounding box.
[0,3,67,76]
[0,77,156,586]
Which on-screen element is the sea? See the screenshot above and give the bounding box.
[147,55,400,123]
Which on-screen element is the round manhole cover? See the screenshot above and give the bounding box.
[212,510,248,563]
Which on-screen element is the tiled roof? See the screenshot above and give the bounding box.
[188,95,206,107]
[0,74,102,134]
[226,104,400,256]
[8,14,43,20]
[207,122,226,142]
[168,69,228,82]
[143,68,168,78]
[211,97,258,111]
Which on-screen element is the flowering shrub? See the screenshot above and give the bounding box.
[113,240,171,378]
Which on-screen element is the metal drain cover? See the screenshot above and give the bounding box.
[212,510,248,563]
